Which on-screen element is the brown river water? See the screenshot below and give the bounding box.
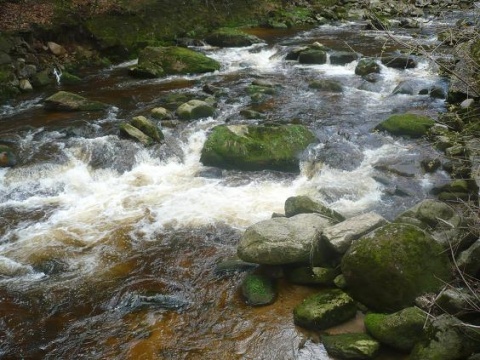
[0,11,469,359]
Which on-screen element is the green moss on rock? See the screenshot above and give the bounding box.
[44,91,107,111]
[205,28,263,47]
[200,124,316,172]
[375,113,435,138]
[241,274,276,306]
[341,223,452,312]
[322,333,380,360]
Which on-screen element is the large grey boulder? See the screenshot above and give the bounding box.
[293,289,357,330]
[322,212,388,254]
[341,223,452,312]
[364,307,427,352]
[237,213,333,265]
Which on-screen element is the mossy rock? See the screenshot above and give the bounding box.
[205,28,263,47]
[61,71,82,85]
[375,113,435,138]
[200,124,316,172]
[130,46,220,78]
[131,116,164,142]
[119,123,154,146]
[309,79,343,92]
[241,274,276,306]
[364,307,427,352]
[355,58,380,76]
[293,289,357,330]
[298,49,327,64]
[284,195,345,222]
[0,144,17,167]
[176,99,215,120]
[322,333,380,360]
[341,223,452,312]
[44,91,107,111]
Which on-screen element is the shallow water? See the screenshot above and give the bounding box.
[0,12,465,359]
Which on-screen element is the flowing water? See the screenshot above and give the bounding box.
[0,12,465,360]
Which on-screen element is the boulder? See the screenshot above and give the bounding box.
[364,307,427,352]
[309,79,343,92]
[237,213,333,265]
[395,199,470,250]
[298,49,327,65]
[0,145,16,167]
[177,99,215,120]
[200,124,316,172]
[130,46,220,78]
[284,195,345,222]
[457,239,480,277]
[329,51,360,65]
[205,28,263,47]
[293,289,357,330]
[355,59,380,76]
[410,314,480,360]
[47,41,67,56]
[322,333,380,360]
[341,223,452,312]
[131,116,164,142]
[286,266,339,286]
[151,107,170,120]
[381,55,417,69]
[435,287,479,316]
[31,69,53,87]
[375,113,435,138]
[119,123,154,146]
[322,212,388,255]
[214,256,257,276]
[241,274,276,306]
[44,91,107,111]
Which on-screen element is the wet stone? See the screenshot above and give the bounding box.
[241,274,276,306]
[322,333,380,360]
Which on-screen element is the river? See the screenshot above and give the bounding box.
[0,11,465,360]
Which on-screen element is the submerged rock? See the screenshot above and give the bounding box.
[44,91,107,111]
[322,333,380,360]
[237,213,333,265]
[364,307,427,352]
[293,289,357,330]
[0,144,17,167]
[241,274,276,306]
[381,55,417,69]
[375,113,435,138]
[200,124,316,172]
[341,223,452,312]
[116,292,190,313]
[309,79,343,92]
[130,46,220,78]
[355,58,380,76]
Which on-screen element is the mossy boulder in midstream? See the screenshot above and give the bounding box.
[200,124,316,172]
[130,46,220,78]
[293,289,357,330]
[375,113,435,138]
[322,333,380,360]
[241,274,276,306]
[44,91,108,111]
[205,28,263,47]
[284,195,345,222]
[341,223,452,312]
[364,307,427,352]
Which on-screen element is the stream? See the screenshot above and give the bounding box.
[0,11,467,360]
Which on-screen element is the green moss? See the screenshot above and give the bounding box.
[375,113,435,138]
[200,124,316,172]
[323,333,380,360]
[241,274,276,306]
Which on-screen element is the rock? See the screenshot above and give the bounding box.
[177,99,215,120]
[410,314,480,360]
[457,239,480,277]
[322,212,388,255]
[322,333,380,360]
[355,58,381,76]
[364,307,427,352]
[151,107,169,120]
[131,116,164,142]
[341,223,452,312]
[309,79,343,92]
[130,46,220,78]
[214,256,257,276]
[329,51,360,65]
[334,274,347,289]
[375,113,435,138]
[31,69,53,87]
[392,81,415,95]
[237,213,333,265]
[421,157,441,173]
[205,28,263,47]
[466,138,480,194]
[286,266,339,286]
[44,91,107,111]
[61,71,82,85]
[47,41,67,56]
[435,287,479,316]
[284,195,345,222]
[240,109,265,119]
[381,55,417,69]
[0,51,11,65]
[200,124,316,172]
[395,199,469,250]
[19,79,33,91]
[308,139,364,171]
[293,289,357,330]
[0,145,16,167]
[241,274,276,306]
[119,123,154,146]
[298,49,327,64]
